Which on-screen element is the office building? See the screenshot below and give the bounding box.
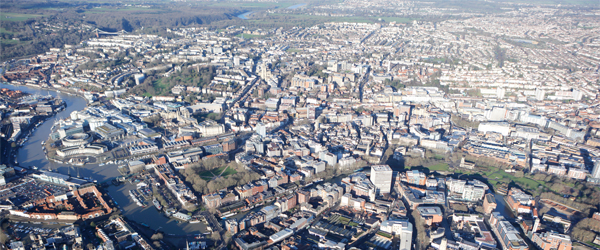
[370,165,393,194]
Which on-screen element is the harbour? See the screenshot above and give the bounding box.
[1,83,208,236]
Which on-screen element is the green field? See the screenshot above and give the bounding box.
[0,28,15,34]
[1,39,25,45]
[483,168,546,190]
[199,166,238,181]
[426,163,450,172]
[0,13,42,22]
[373,16,413,23]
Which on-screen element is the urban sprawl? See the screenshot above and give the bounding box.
[0,2,600,250]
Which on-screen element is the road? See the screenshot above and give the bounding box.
[201,211,224,233]
[574,240,600,250]
[358,67,371,102]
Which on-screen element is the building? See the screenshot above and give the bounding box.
[532,232,572,250]
[225,220,239,234]
[567,168,588,180]
[405,170,427,186]
[479,122,511,136]
[203,193,222,208]
[489,212,529,250]
[462,184,486,201]
[506,188,535,214]
[370,165,393,194]
[483,194,497,214]
[452,214,497,248]
[590,160,600,180]
[417,206,443,225]
[95,124,124,140]
[380,219,413,250]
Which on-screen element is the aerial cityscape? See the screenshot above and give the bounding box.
[0,0,599,250]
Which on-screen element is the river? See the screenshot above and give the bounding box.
[0,83,207,236]
[236,11,255,20]
[287,3,307,9]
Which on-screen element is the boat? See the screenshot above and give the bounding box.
[129,190,146,207]
[220,212,237,219]
[153,198,162,211]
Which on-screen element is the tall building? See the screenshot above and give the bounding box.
[535,88,545,101]
[497,87,506,99]
[591,160,600,179]
[256,122,267,137]
[370,165,393,194]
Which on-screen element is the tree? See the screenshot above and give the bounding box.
[210,232,221,242]
[475,206,485,214]
[0,230,8,244]
[412,209,430,250]
[151,232,164,240]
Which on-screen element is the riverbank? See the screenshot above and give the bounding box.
[0,83,211,238]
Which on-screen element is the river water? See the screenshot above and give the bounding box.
[0,83,207,236]
[287,3,307,9]
[236,11,255,20]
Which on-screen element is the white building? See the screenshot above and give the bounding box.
[370,165,393,194]
[380,219,413,250]
[478,122,511,136]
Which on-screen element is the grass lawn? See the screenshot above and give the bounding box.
[377,231,393,238]
[200,166,238,180]
[485,169,547,191]
[0,39,25,45]
[588,242,600,248]
[0,13,42,22]
[286,48,302,53]
[374,16,413,23]
[221,167,238,177]
[426,162,449,172]
[338,217,350,224]
[0,28,15,34]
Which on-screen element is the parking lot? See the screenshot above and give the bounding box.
[5,221,70,241]
[5,179,70,206]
